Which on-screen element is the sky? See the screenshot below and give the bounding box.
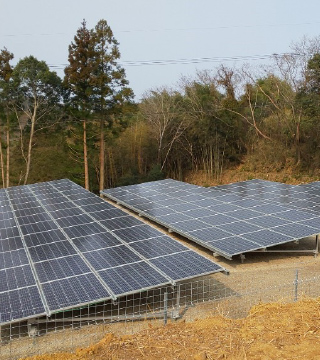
[1,0,320,100]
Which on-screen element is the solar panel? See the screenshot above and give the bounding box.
[101,179,320,259]
[82,246,142,271]
[113,224,165,243]
[0,286,46,323]
[99,215,142,230]
[129,236,188,259]
[98,261,169,295]
[0,265,35,292]
[149,251,223,281]
[28,241,77,262]
[0,179,226,325]
[208,236,261,254]
[42,274,111,312]
[0,249,29,268]
[72,232,122,252]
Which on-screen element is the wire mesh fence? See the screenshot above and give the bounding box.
[1,266,320,360]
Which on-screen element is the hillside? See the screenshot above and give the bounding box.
[23,298,320,360]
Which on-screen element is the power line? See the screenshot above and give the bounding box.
[119,54,289,66]
[2,21,320,37]
[45,53,297,71]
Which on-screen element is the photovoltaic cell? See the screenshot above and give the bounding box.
[34,255,91,283]
[113,224,165,243]
[297,217,320,228]
[99,215,142,231]
[28,241,77,262]
[273,223,319,238]
[62,222,106,239]
[172,219,211,232]
[216,221,263,236]
[0,249,29,268]
[200,214,238,226]
[0,265,36,292]
[0,226,20,239]
[189,227,232,243]
[0,237,24,252]
[72,232,122,252]
[19,221,59,235]
[156,213,192,224]
[83,245,141,271]
[129,236,188,259]
[242,229,293,246]
[42,274,111,312]
[55,214,93,228]
[98,262,169,295]
[149,251,223,281]
[15,213,51,225]
[208,236,261,256]
[0,286,46,323]
[24,229,67,247]
[245,215,292,228]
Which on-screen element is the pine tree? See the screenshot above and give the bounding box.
[91,19,134,191]
[65,19,134,190]
[64,20,96,190]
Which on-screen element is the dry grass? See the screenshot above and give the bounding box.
[22,298,320,360]
[185,167,320,187]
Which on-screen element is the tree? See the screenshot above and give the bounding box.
[64,20,96,190]
[91,19,134,191]
[11,56,62,185]
[181,73,241,179]
[65,19,134,191]
[140,87,187,172]
[295,53,320,162]
[0,47,14,187]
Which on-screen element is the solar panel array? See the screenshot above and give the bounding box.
[214,179,320,214]
[101,179,320,260]
[0,179,226,325]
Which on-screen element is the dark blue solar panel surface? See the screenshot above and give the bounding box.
[42,274,111,312]
[129,236,188,259]
[98,261,170,295]
[102,178,320,259]
[0,179,226,325]
[0,286,46,323]
[83,246,141,271]
[149,251,223,280]
[0,265,36,292]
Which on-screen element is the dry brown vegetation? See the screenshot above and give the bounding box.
[22,298,320,360]
[185,161,320,188]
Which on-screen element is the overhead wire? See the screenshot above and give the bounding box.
[1,21,308,70]
[2,20,320,37]
[45,52,299,71]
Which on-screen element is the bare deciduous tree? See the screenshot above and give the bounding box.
[140,87,187,171]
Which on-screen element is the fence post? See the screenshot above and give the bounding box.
[294,269,299,302]
[163,292,168,325]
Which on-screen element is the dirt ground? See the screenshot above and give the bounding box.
[22,297,320,360]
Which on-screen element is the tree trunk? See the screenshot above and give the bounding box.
[108,149,116,187]
[137,126,143,175]
[24,107,37,185]
[0,128,5,188]
[295,120,301,164]
[99,118,105,191]
[83,120,89,190]
[6,115,9,188]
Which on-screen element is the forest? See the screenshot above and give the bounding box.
[1,19,320,192]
